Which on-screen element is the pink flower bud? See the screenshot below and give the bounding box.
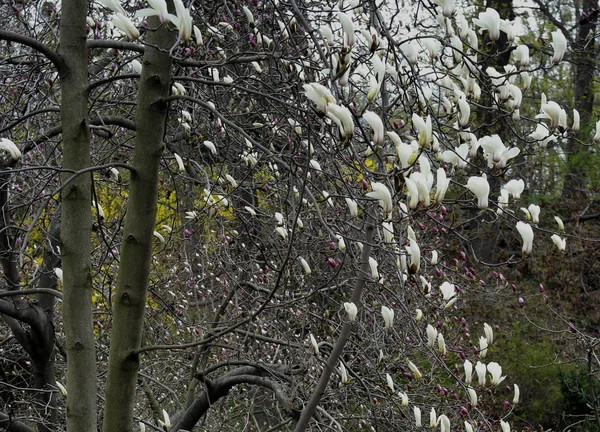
[518,297,525,307]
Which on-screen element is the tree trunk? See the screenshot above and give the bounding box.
[102,13,177,432]
[59,0,96,430]
[567,0,596,204]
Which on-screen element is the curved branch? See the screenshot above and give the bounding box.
[0,31,66,73]
[0,288,63,300]
[172,367,297,431]
[0,412,36,432]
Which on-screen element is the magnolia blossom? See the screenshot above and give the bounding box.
[338,12,355,47]
[594,120,600,142]
[440,281,456,301]
[464,360,473,385]
[429,407,438,428]
[551,30,567,63]
[407,360,422,379]
[327,104,355,139]
[479,134,505,163]
[479,336,488,358]
[366,182,393,215]
[513,384,520,404]
[399,391,409,406]
[381,306,394,329]
[467,387,478,407]
[168,0,193,40]
[528,204,541,224]
[345,198,358,217]
[504,179,524,199]
[516,221,534,254]
[344,302,358,321]
[501,420,511,432]
[555,216,565,231]
[438,332,447,355]
[435,168,450,202]
[513,44,530,67]
[551,234,566,251]
[572,109,580,131]
[299,257,311,275]
[304,83,335,113]
[363,111,384,145]
[386,373,395,392]
[414,406,422,427]
[466,176,490,210]
[401,41,420,65]
[369,257,379,280]
[426,324,438,347]
[529,123,556,148]
[113,13,140,40]
[416,309,423,321]
[483,323,494,346]
[475,361,486,385]
[473,8,501,41]
[309,334,319,354]
[431,250,439,265]
[100,0,126,15]
[136,0,170,23]
[536,101,564,129]
[0,138,21,161]
[412,114,432,147]
[339,362,349,384]
[408,238,421,273]
[464,421,474,432]
[487,362,506,385]
[438,414,450,432]
[434,0,454,17]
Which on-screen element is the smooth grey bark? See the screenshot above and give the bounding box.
[101,11,176,432]
[58,0,97,430]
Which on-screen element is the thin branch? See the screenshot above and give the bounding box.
[0,30,66,73]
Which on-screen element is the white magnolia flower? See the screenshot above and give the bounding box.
[504,179,524,199]
[528,204,541,224]
[479,336,488,358]
[136,0,170,23]
[0,138,21,161]
[112,13,140,40]
[487,361,506,385]
[475,361,486,385]
[516,221,534,254]
[412,114,432,147]
[501,420,511,432]
[309,334,319,354]
[438,332,447,355]
[339,362,349,384]
[464,360,473,385]
[555,216,565,231]
[513,383,520,404]
[472,8,501,41]
[484,323,494,345]
[369,257,379,280]
[551,30,567,63]
[467,387,477,407]
[439,281,456,301]
[429,407,438,428]
[344,302,358,321]
[407,360,422,379]
[572,109,580,131]
[366,182,393,215]
[345,198,358,217]
[363,111,385,145]
[299,257,311,275]
[381,306,394,329]
[426,324,438,347]
[551,234,566,251]
[414,406,422,427]
[386,373,394,392]
[466,176,490,209]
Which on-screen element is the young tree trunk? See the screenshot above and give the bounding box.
[102,15,176,432]
[58,0,96,431]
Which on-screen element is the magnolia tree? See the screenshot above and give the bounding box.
[0,0,596,431]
